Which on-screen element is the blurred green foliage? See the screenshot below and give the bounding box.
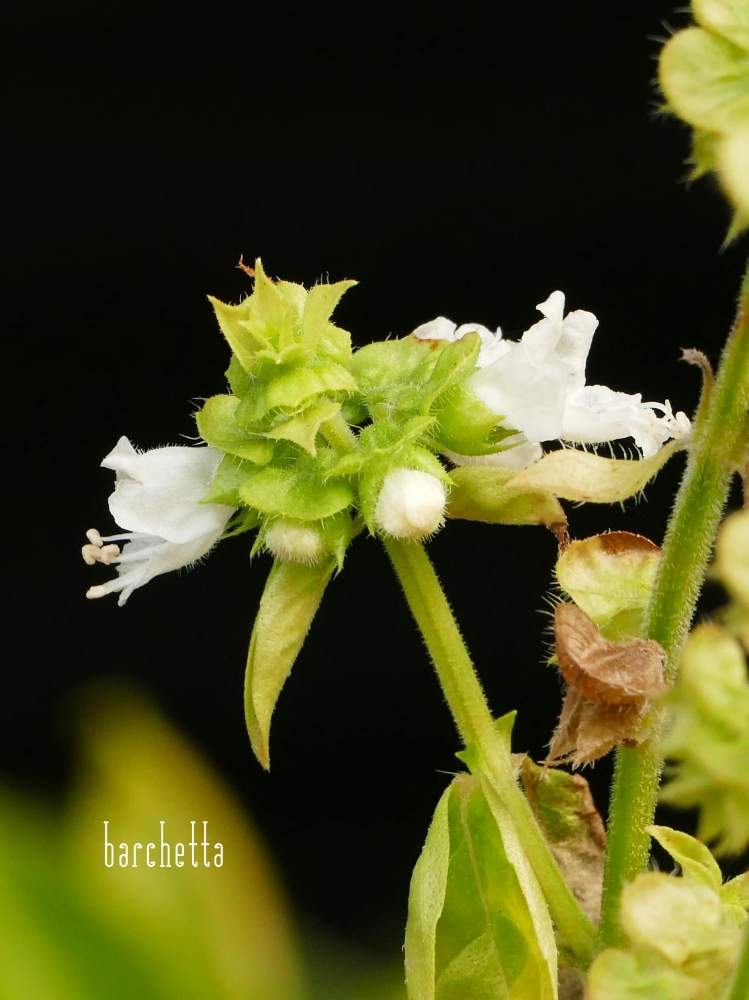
[0,686,403,999]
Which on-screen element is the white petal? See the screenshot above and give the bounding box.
[561,385,676,457]
[536,290,566,324]
[101,436,139,479]
[411,316,457,342]
[107,445,233,543]
[469,344,569,442]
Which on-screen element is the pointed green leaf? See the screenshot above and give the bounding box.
[226,354,253,396]
[647,825,723,889]
[302,279,357,356]
[694,0,749,52]
[405,774,557,1000]
[264,361,356,414]
[436,385,512,456]
[265,399,342,455]
[510,440,683,504]
[196,395,275,463]
[245,558,334,769]
[208,296,266,372]
[448,467,566,528]
[421,333,481,410]
[240,466,354,521]
[660,27,749,132]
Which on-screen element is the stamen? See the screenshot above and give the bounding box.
[81,542,121,565]
[112,542,167,566]
[86,528,103,546]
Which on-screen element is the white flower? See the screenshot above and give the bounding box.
[82,437,234,606]
[374,468,447,540]
[418,292,691,467]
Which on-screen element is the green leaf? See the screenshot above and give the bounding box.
[208,295,267,372]
[353,335,474,420]
[435,385,512,456]
[647,825,723,889]
[716,508,749,606]
[264,361,357,414]
[226,354,253,395]
[694,0,749,52]
[660,27,749,132]
[240,465,354,521]
[265,399,342,455]
[555,532,661,640]
[520,761,605,925]
[404,774,557,1000]
[510,440,683,504]
[301,280,357,357]
[420,333,481,410]
[202,453,255,506]
[718,126,749,220]
[196,395,275,463]
[721,871,749,908]
[586,949,698,1000]
[448,467,566,528]
[245,559,334,769]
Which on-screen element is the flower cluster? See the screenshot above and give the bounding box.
[82,263,689,609]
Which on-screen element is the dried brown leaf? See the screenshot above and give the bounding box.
[548,603,666,765]
[554,603,665,705]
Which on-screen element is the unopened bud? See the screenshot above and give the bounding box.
[265,518,327,565]
[374,469,447,540]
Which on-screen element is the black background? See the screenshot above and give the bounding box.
[4,3,746,959]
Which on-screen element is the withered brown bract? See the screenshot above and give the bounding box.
[547,603,666,766]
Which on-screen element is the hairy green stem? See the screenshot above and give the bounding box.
[599,262,749,948]
[725,925,749,1000]
[384,537,595,965]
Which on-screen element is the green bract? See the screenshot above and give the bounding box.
[351,331,511,456]
[245,558,335,770]
[405,773,557,1000]
[660,623,749,855]
[589,826,748,997]
[555,532,660,641]
[660,1,749,230]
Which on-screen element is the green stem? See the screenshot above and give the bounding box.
[725,924,749,1000]
[598,262,749,949]
[321,412,358,452]
[384,537,596,966]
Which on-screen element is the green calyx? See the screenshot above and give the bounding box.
[197,260,361,568]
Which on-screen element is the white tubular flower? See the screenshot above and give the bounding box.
[265,519,327,566]
[420,291,690,468]
[82,437,234,606]
[374,468,447,540]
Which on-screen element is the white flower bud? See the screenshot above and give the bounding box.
[374,469,447,540]
[265,518,327,565]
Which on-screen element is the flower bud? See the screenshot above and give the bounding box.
[374,469,447,540]
[265,518,327,565]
